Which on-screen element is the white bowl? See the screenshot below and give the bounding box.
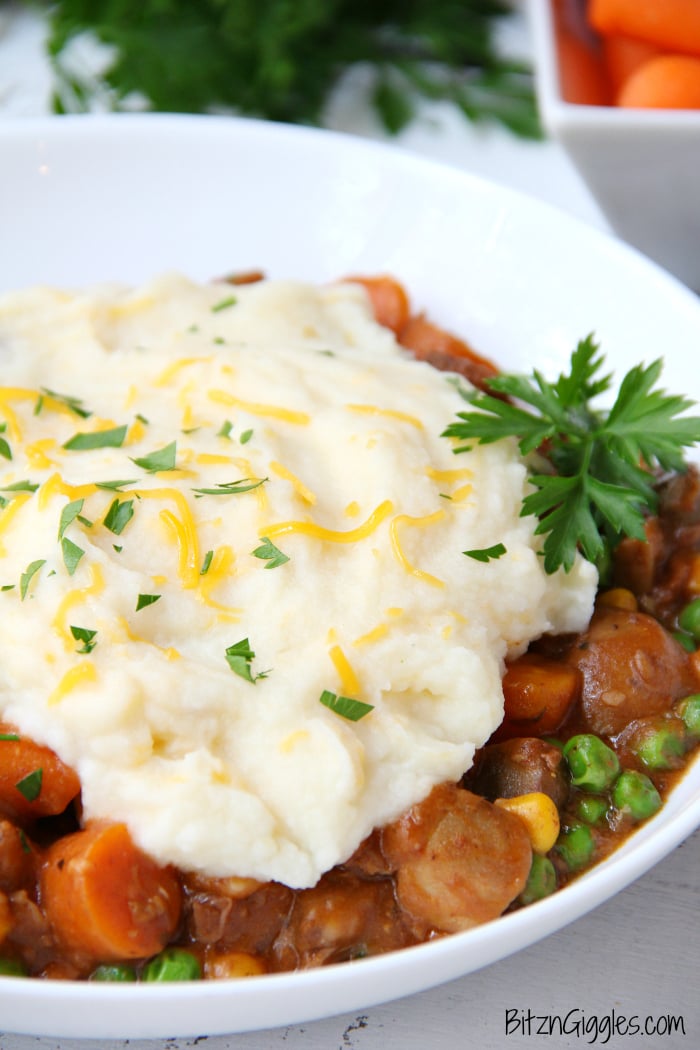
[528,0,700,290]
[1,113,699,1039]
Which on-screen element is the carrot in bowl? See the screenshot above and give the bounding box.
[602,33,661,96]
[0,725,80,822]
[40,822,182,961]
[617,54,700,109]
[588,0,700,58]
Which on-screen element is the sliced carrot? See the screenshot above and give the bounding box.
[40,822,182,961]
[344,275,412,335]
[496,653,582,739]
[588,0,700,58]
[398,314,499,391]
[617,54,700,109]
[554,0,611,104]
[0,724,80,823]
[602,33,661,96]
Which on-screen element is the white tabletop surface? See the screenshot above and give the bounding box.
[0,4,698,1049]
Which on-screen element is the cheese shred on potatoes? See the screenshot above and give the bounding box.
[0,274,596,887]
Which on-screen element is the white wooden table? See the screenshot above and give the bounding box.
[1,5,698,1048]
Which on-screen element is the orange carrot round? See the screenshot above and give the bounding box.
[602,34,661,96]
[344,275,412,335]
[0,725,80,822]
[40,822,182,961]
[398,313,499,391]
[588,0,700,58]
[617,54,700,109]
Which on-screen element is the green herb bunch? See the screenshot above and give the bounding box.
[34,0,540,137]
[443,336,700,577]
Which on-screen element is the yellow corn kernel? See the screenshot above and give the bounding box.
[597,587,638,612]
[204,950,267,979]
[495,792,560,854]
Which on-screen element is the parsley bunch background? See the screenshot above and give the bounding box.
[30,0,540,137]
[444,337,700,577]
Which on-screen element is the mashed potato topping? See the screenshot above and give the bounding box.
[0,274,596,887]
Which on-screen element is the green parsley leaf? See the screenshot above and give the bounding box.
[252,536,290,569]
[58,498,85,539]
[41,387,92,418]
[15,768,43,803]
[444,337,700,575]
[319,689,374,722]
[0,436,11,461]
[239,429,253,445]
[131,441,177,473]
[61,537,85,576]
[192,477,267,497]
[20,559,46,600]
[216,420,234,440]
[1,480,39,494]
[70,625,98,654]
[136,593,161,611]
[63,425,128,450]
[464,543,507,563]
[211,295,237,312]
[0,732,20,742]
[94,479,138,492]
[225,638,269,684]
[103,498,135,536]
[200,550,214,575]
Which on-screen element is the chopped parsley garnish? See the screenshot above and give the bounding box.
[136,593,161,611]
[41,387,92,418]
[225,638,269,683]
[61,537,85,576]
[0,732,20,742]
[443,337,700,576]
[319,689,374,722]
[200,550,214,575]
[131,441,177,473]
[252,536,290,569]
[63,425,128,451]
[192,477,267,497]
[211,295,238,312]
[239,429,253,445]
[0,434,11,461]
[1,480,39,494]
[70,625,98,654]
[95,479,138,491]
[58,498,84,539]
[216,420,234,440]
[103,498,135,536]
[20,559,46,600]
[464,543,507,563]
[15,768,43,802]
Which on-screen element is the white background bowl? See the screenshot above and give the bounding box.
[528,0,700,290]
[1,114,699,1039]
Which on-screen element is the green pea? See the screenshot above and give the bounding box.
[612,770,662,822]
[563,734,620,793]
[678,598,700,641]
[142,948,201,982]
[0,958,27,977]
[575,795,609,826]
[632,721,686,771]
[90,963,137,982]
[520,853,557,905]
[672,631,696,653]
[676,694,700,738]
[555,823,595,871]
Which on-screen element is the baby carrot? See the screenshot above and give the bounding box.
[617,55,700,109]
[602,34,661,96]
[588,0,700,58]
[554,0,611,104]
[40,822,182,961]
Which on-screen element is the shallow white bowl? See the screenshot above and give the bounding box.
[1,113,699,1039]
[528,0,700,290]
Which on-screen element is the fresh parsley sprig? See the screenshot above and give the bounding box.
[443,336,700,576]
